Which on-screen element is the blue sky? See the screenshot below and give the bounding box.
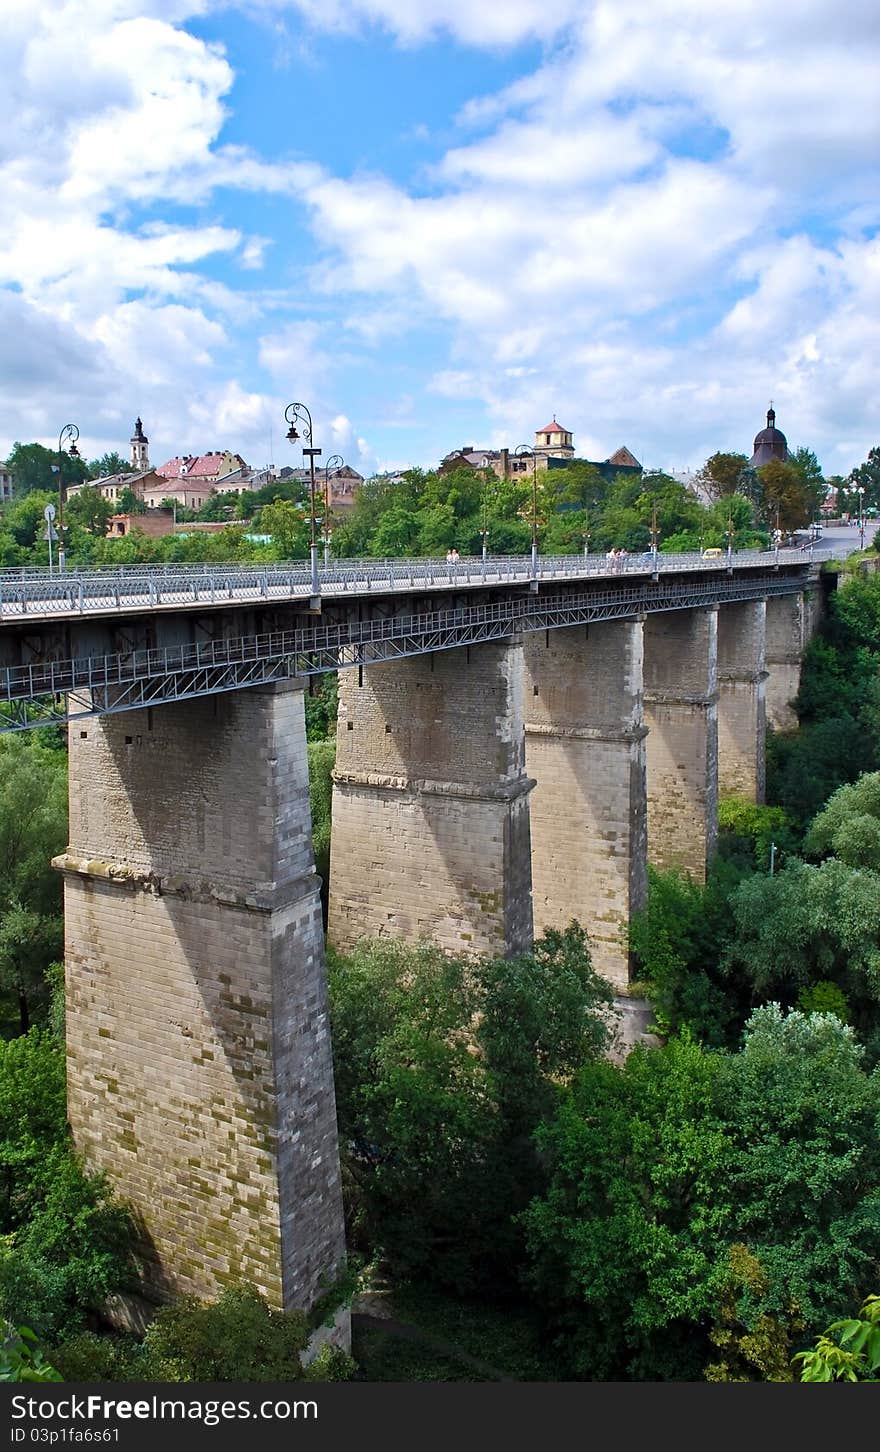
[1,1,878,479]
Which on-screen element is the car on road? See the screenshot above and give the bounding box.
[701,547,723,558]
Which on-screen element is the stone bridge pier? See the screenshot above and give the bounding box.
[54,683,346,1315]
[765,591,807,731]
[522,620,647,990]
[328,638,534,958]
[717,599,767,802]
[644,607,718,881]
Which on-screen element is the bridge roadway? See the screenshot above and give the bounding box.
[0,549,816,731]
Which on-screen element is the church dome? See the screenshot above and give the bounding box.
[749,406,788,468]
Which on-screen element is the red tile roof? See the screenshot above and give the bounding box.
[538,420,570,435]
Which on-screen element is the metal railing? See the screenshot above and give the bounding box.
[0,548,818,622]
[1,569,807,725]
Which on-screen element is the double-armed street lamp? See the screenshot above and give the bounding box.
[55,423,80,573]
[322,454,344,567]
[514,443,538,586]
[284,402,321,597]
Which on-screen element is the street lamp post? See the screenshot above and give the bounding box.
[514,444,538,586]
[726,512,734,568]
[284,402,321,597]
[322,454,344,567]
[583,518,590,558]
[56,423,80,573]
[650,500,659,570]
[857,486,866,550]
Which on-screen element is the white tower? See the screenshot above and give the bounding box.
[130,417,150,472]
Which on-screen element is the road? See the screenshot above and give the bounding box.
[813,522,879,560]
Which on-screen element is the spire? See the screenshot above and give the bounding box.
[130,417,150,472]
[767,400,775,428]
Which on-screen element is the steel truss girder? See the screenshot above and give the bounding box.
[1,572,807,731]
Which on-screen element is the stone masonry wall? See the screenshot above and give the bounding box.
[717,600,767,801]
[58,685,346,1313]
[522,620,647,989]
[644,608,718,881]
[764,592,804,731]
[328,641,534,958]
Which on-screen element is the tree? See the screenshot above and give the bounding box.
[6,443,88,498]
[0,737,67,1033]
[521,1034,734,1380]
[327,925,612,1292]
[257,500,308,559]
[788,447,826,522]
[88,452,130,480]
[117,486,145,515]
[719,1006,880,1331]
[794,1293,880,1382]
[64,487,113,537]
[757,458,811,532]
[848,446,880,512]
[0,1027,136,1343]
[696,452,750,499]
[804,772,880,870]
[721,860,880,1031]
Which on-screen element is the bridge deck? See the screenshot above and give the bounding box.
[0,552,817,732]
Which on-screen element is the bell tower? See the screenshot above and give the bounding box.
[130,417,150,472]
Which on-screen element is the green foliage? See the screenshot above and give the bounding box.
[7,443,88,498]
[0,736,67,1033]
[794,1293,880,1382]
[719,1006,880,1330]
[139,1287,312,1382]
[705,1244,801,1381]
[721,859,880,1024]
[65,488,113,537]
[628,864,746,1044]
[0,1325,62,1381]
[521,1035,733,1380]
[796,980,851,1023]
[717,795,798,870]
[805,771,880,870]
[327,925,612,1293]
[0,1030,136,1341]
[88,453,129,480]
[521,1007,880,1380]
[53,1286,357,1383]
[767,717,875,833]
[254,499,309,558]
[307,738,335,897]
[304,675,339,741]
[117,486,145,515]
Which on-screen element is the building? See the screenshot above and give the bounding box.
[285,464,365,512]
[0,461,13,502]
[749,405,788,469]
[155,451,247,484]
[107,509,175,539]
[130,418,150,473]
[440,420,641,482]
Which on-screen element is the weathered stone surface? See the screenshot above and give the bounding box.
[765,592,804,731]
[328,641,534,957]
[717,599,767,802]
[644,608,718,881]
[57,685,346,1317]
[522,619,647,990]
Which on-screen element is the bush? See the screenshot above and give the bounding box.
[140,1287,312,1382]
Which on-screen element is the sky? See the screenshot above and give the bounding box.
[2,0,878,481]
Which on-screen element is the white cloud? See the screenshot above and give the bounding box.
[1,0,878,479]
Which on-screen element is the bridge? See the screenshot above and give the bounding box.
[0,549,824,1333]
